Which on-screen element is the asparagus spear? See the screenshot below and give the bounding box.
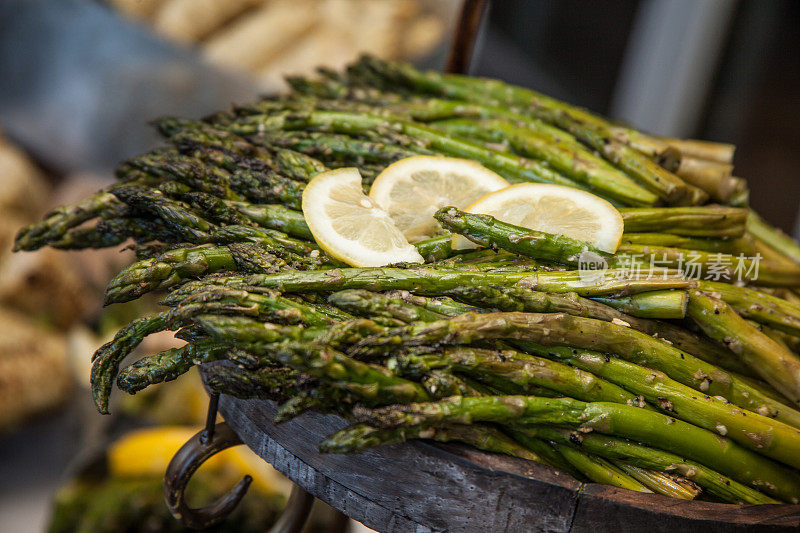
[436,208,792,289]
[318,378,601,481]
[202,361,303,402]
[104,245,239,304]
[591,290,687,319]
[431,117,658,206]
[327,290,446,323]
[413,235,453,261]
[104,234,333,304]
[112,186,214,241]
[206,267,690,297]
[611,462,700,500]
[617,244,800,287]
[116,340,227,394]
[14,192,127,251]
[226,202,312,240]
[46,222,141,250]
[674,157,740,203]
[687,290,800,406]
[556,447,652,493]
[699,281,800,337]
[353,311,800,428]
[451,351,697,494]
[260,130,426,164]
[620,233,754,254]
[422,284,755,377]
[125,152,246,202]
[319,423,546,466]
[434,207,613,266]
[520,427,777,504]
[747,211,800,266]
[152,117,278,163]
[233,340,430,406]
[355,395,800,502]
[232,110,595,192]
[385,291,482,317]
[93,288,338,412]
[356,56,705,205]
[513,342,800,459]
[619,206,748,238]
[662,138,736,164]
[392,346,645,406]
[91,313,169,413]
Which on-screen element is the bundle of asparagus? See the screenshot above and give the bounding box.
[15,56,800,506]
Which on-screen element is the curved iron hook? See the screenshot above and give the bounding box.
[163,421,252,529]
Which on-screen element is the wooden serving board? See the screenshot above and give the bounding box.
[211,386,800,533]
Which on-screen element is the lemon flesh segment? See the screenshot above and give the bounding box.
[369,156,509,242]
[452,183,624,253]
[303,167,424,267]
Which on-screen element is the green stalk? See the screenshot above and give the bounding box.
[617,244,800,287]
[202,361,302,401]
[357,56,705,205]
[520,427,778,504]
[434,207,612,266]
[612,462,700,500]
[356,395,800,502]
[92,288,337,412]
[116,340,227,393]
[319,423,544,465]
[431,117,657,206]
[393,287,747,374]
[393,346,644,406]
[14,191,126,251]
[514,342,800,460]
[699,281,800,337]
[621,233,754,254]
[327,290,446,323]
[592,290,687,319]
[239,341,430,406]
[687,290,800,406]
[747,211,800,266]
[354,311,800,428]
[619,206,748,238]
[556,448,652,493]
[207,267,691,297]
[232,110,593,192]
[227,202,313,240]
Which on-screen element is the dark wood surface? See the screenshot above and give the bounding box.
[212,388,800,532]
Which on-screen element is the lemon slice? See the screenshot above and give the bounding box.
[302,167,424,267]
[368,155,509,242]
[453,183,624,253]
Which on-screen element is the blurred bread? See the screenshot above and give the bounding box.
[0,249,93,329]
[153,0,264,44]
[256,26,354,88]
[108,0,448,87]
[203,0,319,73]
[0,308,70,432]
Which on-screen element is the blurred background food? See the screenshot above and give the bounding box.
[47,426,332,533]
[108,0,455,88]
